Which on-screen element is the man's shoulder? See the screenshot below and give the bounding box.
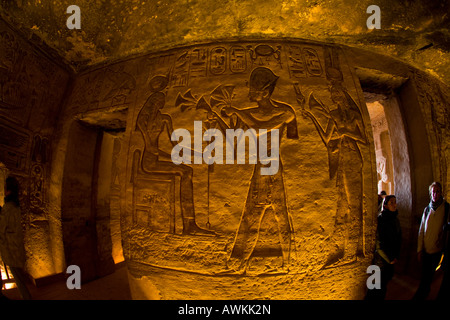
[422,203,432,220]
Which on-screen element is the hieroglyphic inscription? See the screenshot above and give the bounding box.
[287,45,307,78]
[303,48,323,76]
[230,46,247,73]
[190,48,208,79]
[70,66,136,113]
[103,67,137,108]
[30,163,45,209]
[0,27,67,130]
[125,41,375,278]
[0,30,24,122]
[171,51,190,87]
[248,44,282,69]
[144,54,174,82]
[287,45,323,79]
[28,134,50,215]
[145,46,248,89]
[0,120,30,172]
[134,178,175,232]
[210,47,227,75]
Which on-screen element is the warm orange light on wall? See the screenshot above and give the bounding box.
[1,265,16,290]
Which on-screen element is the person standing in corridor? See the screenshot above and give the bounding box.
[414,181,449,300]
[366,195,402,300]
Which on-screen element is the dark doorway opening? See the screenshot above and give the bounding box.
[61,109,126,283]
[357,67,435,281]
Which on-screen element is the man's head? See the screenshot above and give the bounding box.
[429,181,443,203]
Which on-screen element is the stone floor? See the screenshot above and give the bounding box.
[0,263,444,300]
[385,270,443,300]
[2,263,132,300]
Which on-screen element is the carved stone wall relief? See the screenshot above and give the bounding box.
[0,119,30,173]
[413,70,450,193]
[0,20,70,279]
[295,46,368,268]
[121,41,377,299]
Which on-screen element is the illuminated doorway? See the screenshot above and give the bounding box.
[362,87,412,227]
[365,92,396,196]
[359,73,414,273]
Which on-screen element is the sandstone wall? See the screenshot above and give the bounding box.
[2,11,449,296]
[80,40,380,299]
[0,18,71,279]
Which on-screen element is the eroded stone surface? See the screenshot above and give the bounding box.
[0,1,449,84]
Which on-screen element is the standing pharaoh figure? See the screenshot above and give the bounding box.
[222,67,298,273]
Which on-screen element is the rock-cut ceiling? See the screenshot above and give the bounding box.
[0,0,449,85]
